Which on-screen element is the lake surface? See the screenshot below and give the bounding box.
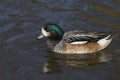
[0,0,120,80]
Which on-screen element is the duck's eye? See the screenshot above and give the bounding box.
[51,31,58,36]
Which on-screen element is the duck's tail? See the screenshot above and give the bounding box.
[107,31,119,40]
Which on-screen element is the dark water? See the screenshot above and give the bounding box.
[0,0,120,80]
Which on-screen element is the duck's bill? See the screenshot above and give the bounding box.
[37,34,44,39]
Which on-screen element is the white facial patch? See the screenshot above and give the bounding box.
[41,27,50,37]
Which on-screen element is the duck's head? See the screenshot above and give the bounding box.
[37,23,64,40]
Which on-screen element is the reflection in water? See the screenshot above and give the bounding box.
[43,50,62,74]
[43,50,111,74]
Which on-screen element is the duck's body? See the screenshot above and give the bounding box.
[37,23,117,54]
[52,31,112,54]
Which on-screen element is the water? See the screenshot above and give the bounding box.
[0,0,120,80]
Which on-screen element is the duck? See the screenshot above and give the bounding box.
[37,23,118,54]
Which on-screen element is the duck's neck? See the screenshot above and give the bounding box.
[49,36,62,41]
[47,31,63,41]
[46,34,63,50]
[47,38,61,50]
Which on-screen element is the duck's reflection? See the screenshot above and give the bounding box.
[43,51,62,74]
[43,50,111,74]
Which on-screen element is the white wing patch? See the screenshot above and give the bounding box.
[70,41,88,44]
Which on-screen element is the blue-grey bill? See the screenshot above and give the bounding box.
[37,34,44,39]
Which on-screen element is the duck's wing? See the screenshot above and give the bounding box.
[63,31,110,44]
